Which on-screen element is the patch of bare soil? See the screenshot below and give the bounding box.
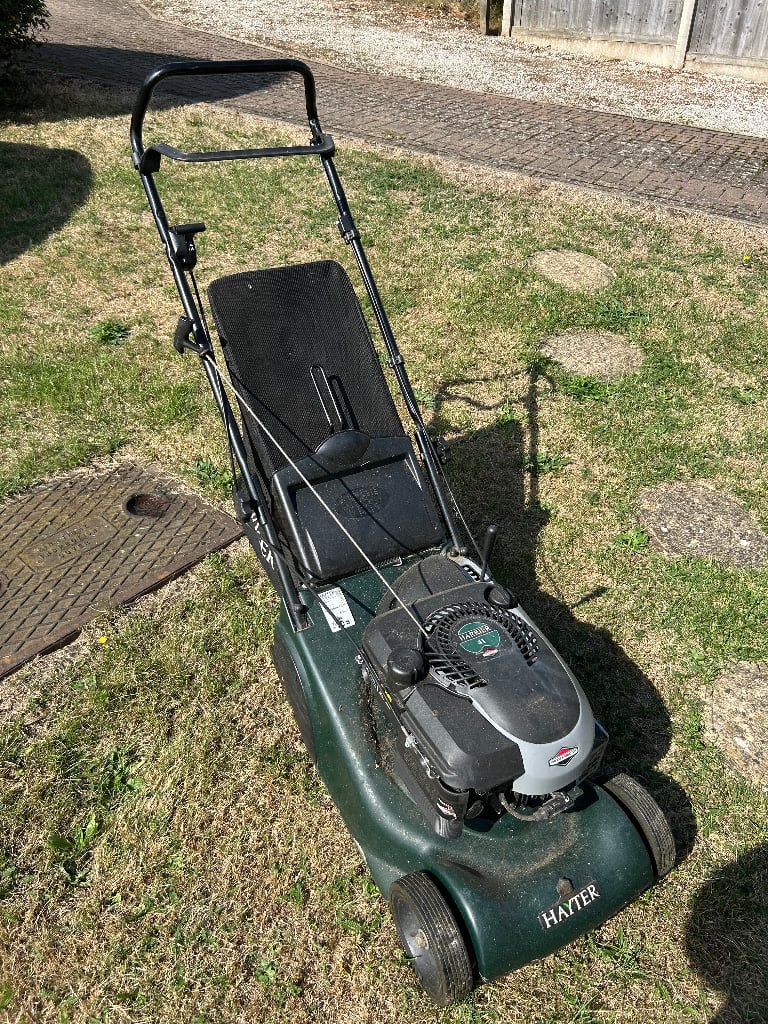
[0,672,33,720]
[637,482,768,568]
[703,661,768,789]
[541,330,644,380]
[530,250,616,292]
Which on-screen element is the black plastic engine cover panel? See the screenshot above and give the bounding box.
[421,602,581,745]
[400,681,525,791]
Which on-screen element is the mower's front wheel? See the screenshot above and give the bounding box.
[600,772,676,878]
[389,871,474,1006]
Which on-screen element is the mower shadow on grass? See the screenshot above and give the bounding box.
[685,842,768,1022]
[0,143,92,264]
[431,367,697,861]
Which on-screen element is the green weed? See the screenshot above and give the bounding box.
[91,748,143,805]
[188,456,232,498]
[614,526,650,550]
[254,948,302,1007]
[678,699,706,749]
[494,401,519,431]
[725,384,762,405]
[47,811,101,886]
[526,449,571,475]
[560,374,617,403]
[89,319,130,346]
[412,386,437,410]
[0,861,18,899]
[586,926,649,982]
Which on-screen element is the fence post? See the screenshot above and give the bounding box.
[674,0,698,68]
[480,0,490,34]
[501,0,514,35]
[502,0,513,36]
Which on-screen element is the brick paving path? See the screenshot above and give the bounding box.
[38,0,768,224]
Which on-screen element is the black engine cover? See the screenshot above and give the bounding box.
[392,676,525,792]
[361,555,604,839]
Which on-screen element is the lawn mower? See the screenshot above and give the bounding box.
[131,59,676,1005]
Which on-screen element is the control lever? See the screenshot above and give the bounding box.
[168,222,206,270]
[480,524,498,582]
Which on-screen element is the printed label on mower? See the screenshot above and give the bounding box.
[456,620,500,658]
[537,880,601,930]
[317,587,356,632]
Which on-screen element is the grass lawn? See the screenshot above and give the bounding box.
[1,74,767,1024]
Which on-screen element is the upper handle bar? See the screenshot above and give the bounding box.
[130,58,332,172]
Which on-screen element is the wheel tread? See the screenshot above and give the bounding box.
[390,871,473,1006]
[601,772,676,877]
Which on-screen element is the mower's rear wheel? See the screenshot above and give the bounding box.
[600,772,676,878]
[272,638,317,765]
[389,872,473,1006]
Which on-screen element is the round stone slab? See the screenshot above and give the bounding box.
[637,482,768,568]
[704,662,768,789]
[541,330,644,380]
[530,250,616,291]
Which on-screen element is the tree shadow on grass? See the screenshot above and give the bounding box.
[433,364,696,859]
[19,42,306,125]
[685,842,768,1023]
[0,143,92,264]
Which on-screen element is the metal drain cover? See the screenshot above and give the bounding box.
[0,463,242,679]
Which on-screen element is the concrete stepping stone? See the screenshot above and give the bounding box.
[541,329,644,380]
[637,482,768,568]
[530,249,616,291]
[704,662,768,789]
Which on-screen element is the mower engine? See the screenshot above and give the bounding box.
[361,555,608,839]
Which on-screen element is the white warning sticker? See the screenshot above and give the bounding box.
[317,587,356,632]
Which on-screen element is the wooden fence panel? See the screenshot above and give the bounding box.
[689,0,768,59]
[511,0,684,43]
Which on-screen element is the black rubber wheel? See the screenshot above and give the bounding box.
[600,772,676,878]
[389,872,474,1006]
[271,638,317,765]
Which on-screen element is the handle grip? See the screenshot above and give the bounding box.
[130,58,326,170]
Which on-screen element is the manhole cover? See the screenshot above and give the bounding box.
[125,492,172,517]
[541,330,644,380]
[637,482,768,568]
[530,250,616,292]
[704,662,768,789]
[0,463,242,679]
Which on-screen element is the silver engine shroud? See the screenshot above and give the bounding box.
[361,554,607,804]
[421,596,599,796]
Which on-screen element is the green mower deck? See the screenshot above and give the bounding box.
[275,564,657,983]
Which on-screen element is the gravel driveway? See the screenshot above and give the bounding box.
[146,0,768,137]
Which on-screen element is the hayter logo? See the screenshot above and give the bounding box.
[538,880,601,930]
[457,621,500,658]
[548,746,579,767]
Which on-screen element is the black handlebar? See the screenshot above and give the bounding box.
[130,58,330,172]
